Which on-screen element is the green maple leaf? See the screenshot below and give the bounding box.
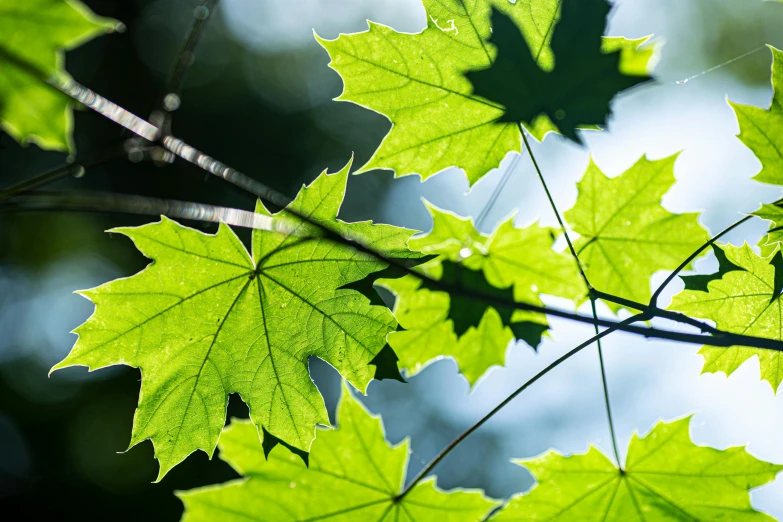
[730,46,783,185]
[317,0,656,185]
[754,202,783,255]
[494,416,782,521]
[380,204,584,385]
[51,162,419,478]
[669,243,783,392]
[564,154,710,309]
[178,385,498,522]
[466,0,649,143]
[0,0,115,151]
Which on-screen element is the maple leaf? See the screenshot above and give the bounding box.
[730,46,783,185]
[0,0,116,151]
[51,161,419,478]
[564,154,710,310]
[178,384,498,522]
[317,0,656,185]
[494,416,782,521]
[670,243,783,392]
[379,203,584,385]
[466,0,650,143]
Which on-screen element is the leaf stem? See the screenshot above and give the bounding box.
[394,312,648,502]
[520,124,622,470]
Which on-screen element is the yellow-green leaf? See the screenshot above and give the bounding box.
[178,385,498,522]
[730,46,783,185]
[670,243,783,392]
[0,0,115,151]
[495,417,781,521]
[51,162,417,478]
[565,154,710,310]
[317,0,656,185]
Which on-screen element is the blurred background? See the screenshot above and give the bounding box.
[2,0,783,519]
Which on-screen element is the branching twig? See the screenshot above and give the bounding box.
[394,313,648,501]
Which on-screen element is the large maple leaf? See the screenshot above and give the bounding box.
[495,417,781,521]
[178,385,498,521]
[52,161,418,478]
[317,0,656,185]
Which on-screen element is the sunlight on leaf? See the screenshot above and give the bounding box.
[670,243,783,393]
[0,0,116,151]
[495,416,782,521]
[565,154,710,310]
[730,46,783,185]
[178,385,498,522]
[51,161,419,478]
[317,0,656,185]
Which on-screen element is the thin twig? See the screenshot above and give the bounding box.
[2,190,298,233]
[395,313,648,501]
[520,124,622,468]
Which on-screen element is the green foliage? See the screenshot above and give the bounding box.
[178,385,498,521]
[51,163,419,478]
[380,204,583,385]
[466,0,649,143]
[0,0,114,151]
[565,154,710,309]
[730,46,783,185]
[317,0,656,185]
[670,243,783,392]
[495,416,782,521]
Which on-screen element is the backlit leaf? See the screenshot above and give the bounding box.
[565,154,710,310]
[51,161,418,478]
[670,243,783,392]
[317,0,656,185]
[178,385,498,522]
[0,0,115,151]
[495,416,781,521]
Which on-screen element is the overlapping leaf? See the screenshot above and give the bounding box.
[317,0,656,184]
[670,243,783,392]
[466,0,649,143]
[52,162,419,478]
[178,385,498,521]
[565,154,710,309]
[380,204,584,385]
[0,0,115,151]
[495,417,782,521]
[730,46,783,185]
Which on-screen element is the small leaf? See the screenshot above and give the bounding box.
[178,385,498,522]
[466,0,650,143]
[670,243,783,392]
[379,204,584,385]
[565,154,710,310]
[0,0,116,151]
[495,416,782,521]
[730,46,783,185]
[681,243,746,292]
[52,161,419,478]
